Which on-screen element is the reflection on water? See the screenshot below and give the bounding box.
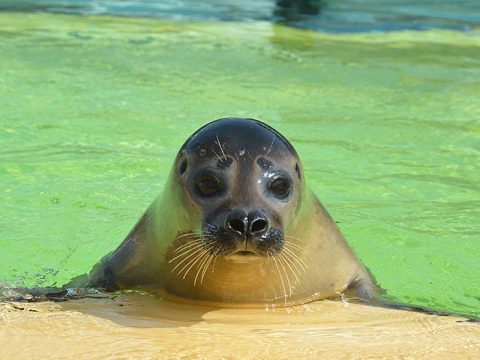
[274,0,323,23]
[0,0,478,32]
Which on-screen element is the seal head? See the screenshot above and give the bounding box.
[175,118,302,261]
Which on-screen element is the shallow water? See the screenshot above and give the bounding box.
[1,295,479,359]
[0,12,479,319]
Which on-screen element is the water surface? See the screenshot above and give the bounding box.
[1,0,479,32]
[0,12,479,318]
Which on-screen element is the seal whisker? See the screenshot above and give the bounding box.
[265,135,275,156]
[193,242,218,285]
[278,252,300,285]
[180,245,215,279]
[283,238,305,248]
[172,240,204,256]
[170,244,207,271]
[201,248,219,283]
[283,246,309,271]
[280,248,304,277]
[182,247,215,280]
[176,232,204,240]
[175,234,205,244]
[197,253,212,285]
[215,134,228,161]
[211,247,222,273]
[284,242,309,257]
[209,146,223,163]
[170,241,205,261]
[284,243,311,266]
[284,242,306,253]
[284,238,306,250]
[170,246,205,267]
[282,246,308,273]
[276,253,293,297]
[193,250,213,286]
[285,235,302,242]
[271,252,288,306]
[176,246,209,277]
[173,239,204,254]
[174,233,216,253]
[283,243,311,267]
[282,242,305,257]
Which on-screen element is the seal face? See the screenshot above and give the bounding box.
[83,118,378,307]
[176,119,299,261]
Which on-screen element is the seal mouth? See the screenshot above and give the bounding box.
[232,250,258,257]
[228,249,261,262]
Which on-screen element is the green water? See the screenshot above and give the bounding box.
[0,13,479,318]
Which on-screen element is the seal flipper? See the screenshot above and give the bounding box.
[63,273,89,288]
[83,260,118,290]
[345,272,383,301]
[61,255,115,290]
[78,212,149,290]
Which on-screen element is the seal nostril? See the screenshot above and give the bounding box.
[251,219,268,234]
[228,218,246,235]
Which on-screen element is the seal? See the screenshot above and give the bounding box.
[83,118,378,306]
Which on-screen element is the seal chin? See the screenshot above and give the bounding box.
[227,250,261,262]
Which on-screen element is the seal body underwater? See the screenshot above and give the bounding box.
[82,118,378,306]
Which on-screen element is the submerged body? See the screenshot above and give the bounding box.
[83,118,377,306]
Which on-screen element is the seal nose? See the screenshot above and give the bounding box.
[226,211,269,238]
[226,213,247,236]
[248,211,269,236]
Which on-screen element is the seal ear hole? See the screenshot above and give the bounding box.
[295,163,301,180]
[179,159,188,175]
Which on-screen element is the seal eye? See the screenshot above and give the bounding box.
[195,176,222,197]
[268,177,291,199]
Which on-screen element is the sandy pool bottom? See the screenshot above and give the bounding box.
[0,295,478,359]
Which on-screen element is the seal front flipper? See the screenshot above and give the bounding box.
[92,213,148,289]
[64,254,119,290]
[345,272,383,301]
[67,212,150,291]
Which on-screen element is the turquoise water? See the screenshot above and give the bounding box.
[1,0,479,32]
[0,7,479,318]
